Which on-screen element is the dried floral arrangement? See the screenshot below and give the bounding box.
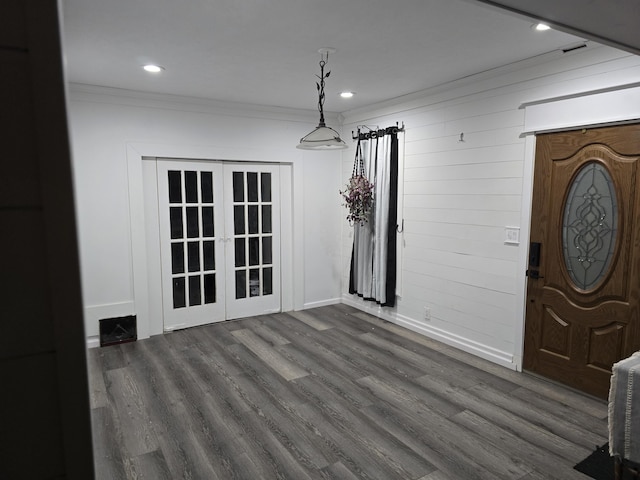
[340,141,374,225]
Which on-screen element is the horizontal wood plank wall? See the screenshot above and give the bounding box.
[340,44,640,369]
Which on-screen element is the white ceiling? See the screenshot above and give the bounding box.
[473,0,640,55]
[60,0,632,115]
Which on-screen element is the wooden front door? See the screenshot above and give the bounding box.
[523,123,640,399]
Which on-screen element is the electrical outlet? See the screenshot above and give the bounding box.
[424,307,431,321]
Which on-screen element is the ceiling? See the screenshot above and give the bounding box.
[60,0,637,115]
[473,0,640,55]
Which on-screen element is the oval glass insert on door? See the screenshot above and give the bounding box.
[562,161,618,291]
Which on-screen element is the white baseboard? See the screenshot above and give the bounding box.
[302,297,342,310]
[84,301,136,337]
[341,294,516,370]
[86,336,100,349]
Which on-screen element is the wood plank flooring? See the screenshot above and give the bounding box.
[89,304,608,479]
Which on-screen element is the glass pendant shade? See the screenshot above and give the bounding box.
[297,123,348,150]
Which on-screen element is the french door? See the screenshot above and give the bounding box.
[223,165,281,320]
[157,160,280,331]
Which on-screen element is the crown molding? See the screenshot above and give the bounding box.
[66,83,342,126]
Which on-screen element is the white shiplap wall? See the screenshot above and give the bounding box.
[340,43,640,369]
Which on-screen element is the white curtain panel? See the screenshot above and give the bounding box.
[351,139,374,298]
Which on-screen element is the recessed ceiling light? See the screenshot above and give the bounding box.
[534,23,551,31]
[143,64,164,73]
[340,91,355,98]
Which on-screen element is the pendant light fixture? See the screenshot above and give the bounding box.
[297,48,348,150]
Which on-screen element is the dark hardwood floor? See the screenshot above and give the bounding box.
[89,304,607,479]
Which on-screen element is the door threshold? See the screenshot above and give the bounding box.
[522,369,607,403]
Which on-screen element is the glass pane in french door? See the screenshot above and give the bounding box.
[168,170,215,307]
[225,165,280,320]
[232,172,272,299]
[158,161,225,330]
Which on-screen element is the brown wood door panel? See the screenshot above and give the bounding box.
[533,293,629,361]
[524,123,640,399]
[546,126,640,158]
[530,307,628,396]
[541,289,630,323]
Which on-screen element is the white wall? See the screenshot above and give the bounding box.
[301,156,344,308]
[340,43,640,370]
[68,43,640,372]
[67,86,342,340]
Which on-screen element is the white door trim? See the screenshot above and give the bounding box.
[521,83,640,135]
[512,134,536,372]
[127,142,296,340]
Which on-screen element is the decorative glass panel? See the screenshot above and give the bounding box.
[263,267,272,295]
[171,243,184,274]
[186,207,199,238]
[249,269,260,297]
[173,277,186,309]
[261,173,271,202]
[202,207,214,237]
[165,165,222,315]
[249,237,259,266]
[189,275,201,306]
[230,168,276,303]
[203,241,215,270]
[247,172,259,202]
[168,171,182,203]
[235,238,246,267]
[248,205,259,234]
[201,172,213,203]
[187,241,200,272]
[262,205,272,233]
[185,171,198,203]
[234,206,245,235]
[233,172,244,202]
[204,274,216,304]
[562,162,618,290]
[170,207,183,239]
[235,270,246,299]
[262,237,272,264]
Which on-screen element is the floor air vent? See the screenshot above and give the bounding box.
[99,315,137,347]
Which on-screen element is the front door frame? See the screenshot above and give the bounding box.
[127,142,296,340]
[515,83,640,372]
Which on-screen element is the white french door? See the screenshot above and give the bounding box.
[224,164,281,320]
[157,159,280,331]
[157,161,226,330]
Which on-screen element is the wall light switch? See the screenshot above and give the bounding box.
[504,226,520,245]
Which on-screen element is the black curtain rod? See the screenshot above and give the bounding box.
[352,122,405,141]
